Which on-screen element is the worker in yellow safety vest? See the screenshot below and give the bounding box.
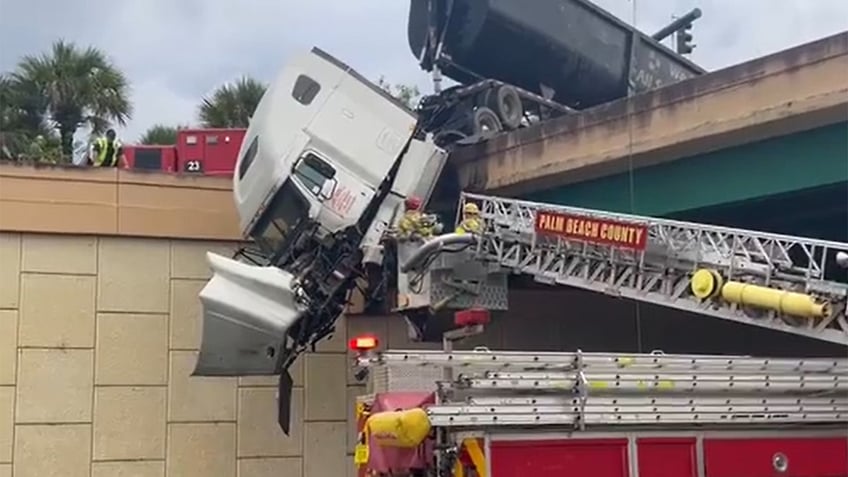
[455,202,482,234]
[89,129,125,167]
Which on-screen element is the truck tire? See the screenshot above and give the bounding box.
[472,107,502,137]
[489,85,523,130]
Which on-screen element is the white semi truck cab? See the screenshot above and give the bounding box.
[191,47,447,432]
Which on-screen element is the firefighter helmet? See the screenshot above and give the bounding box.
[405,196,422,210]
[463,202,480,215]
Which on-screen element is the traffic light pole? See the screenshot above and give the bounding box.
[652,7,702,44]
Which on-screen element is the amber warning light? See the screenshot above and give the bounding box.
[348,335,379,352]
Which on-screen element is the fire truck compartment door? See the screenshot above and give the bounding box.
[192,252,305,376]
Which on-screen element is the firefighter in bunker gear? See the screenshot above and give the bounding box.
[397,196,442,241]
[455,202,482,234]
[397,196,425,241]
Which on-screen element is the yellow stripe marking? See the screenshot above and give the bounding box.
[454,460,465,477]
[464,438,487,477]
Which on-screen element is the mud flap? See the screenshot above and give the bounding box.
[192,252,305,377]
[277,370,294,434]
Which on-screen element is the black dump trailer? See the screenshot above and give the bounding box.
[408,0,707,146]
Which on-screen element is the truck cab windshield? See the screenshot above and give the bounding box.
[251,180,311,260]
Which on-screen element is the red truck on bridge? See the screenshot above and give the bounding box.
[122,127,245,177]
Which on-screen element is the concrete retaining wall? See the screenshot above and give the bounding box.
[1,163,841,477]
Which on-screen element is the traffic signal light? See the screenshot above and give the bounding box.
[676,23,695,55]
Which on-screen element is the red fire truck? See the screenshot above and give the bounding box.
[350,328,848,477]
[123,128,246,177]
[345,193,848,477]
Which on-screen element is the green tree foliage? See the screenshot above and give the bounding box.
[5,40,132,160]
[0,74,49,135]
[0,73,54,160]
[198,76,267,128]
[139,124,188,145]
[22,134,64,164]
[376,76,421,109]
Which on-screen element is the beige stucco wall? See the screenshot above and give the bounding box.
[0,163,390,477]
[0,233,295,476]
[0,229,441,477]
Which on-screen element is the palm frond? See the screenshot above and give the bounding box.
[199,75,267,128]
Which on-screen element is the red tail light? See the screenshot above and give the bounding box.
[348,334,379,352]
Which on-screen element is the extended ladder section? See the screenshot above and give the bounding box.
[358,349,848,429]
[452,192,848,345]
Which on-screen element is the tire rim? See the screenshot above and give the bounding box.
[479,115,499,133]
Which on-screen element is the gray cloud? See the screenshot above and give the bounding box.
[1,0,846,141]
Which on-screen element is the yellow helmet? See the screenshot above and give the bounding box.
[463,202,480,215]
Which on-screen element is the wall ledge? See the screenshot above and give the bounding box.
[0,161,242,241]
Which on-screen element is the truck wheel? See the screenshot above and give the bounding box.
[472,107,502,138]
[489,85,523,130]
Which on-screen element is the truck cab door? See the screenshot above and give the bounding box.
[290,150,374,233]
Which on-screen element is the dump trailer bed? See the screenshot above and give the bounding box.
[408,0,706,109]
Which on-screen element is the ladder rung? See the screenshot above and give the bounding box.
[427,410,847,428]
[458,376,846,393]
[467,395,847,408]
[479,371,845,388]
[432,402,848,417]
[483,370,846,381]
[364,350,848,375]
[427,395,848,427]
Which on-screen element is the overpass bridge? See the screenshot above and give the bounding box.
[444,31,848,242]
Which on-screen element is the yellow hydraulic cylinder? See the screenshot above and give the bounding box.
[691,268,831,319]
[364,407,431,448]
[691,269,723,299]
[720,281,831,319]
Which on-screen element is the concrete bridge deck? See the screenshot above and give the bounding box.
[450,31,848,205]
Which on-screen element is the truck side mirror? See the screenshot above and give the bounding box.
[320,178,337,201]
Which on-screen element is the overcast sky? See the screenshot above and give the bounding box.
[1,0,846,142]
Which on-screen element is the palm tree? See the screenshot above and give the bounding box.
[139,124,187,145]
[198,76,267,128]
[8,40,132,158]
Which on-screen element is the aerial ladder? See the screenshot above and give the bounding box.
[396,192,848,346]
[348,192,848,476]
